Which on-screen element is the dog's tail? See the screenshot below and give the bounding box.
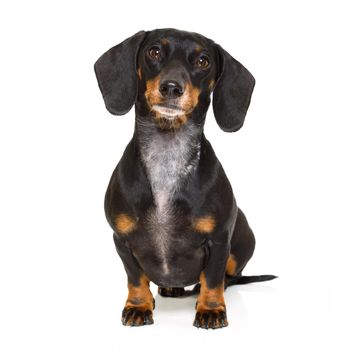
[225,274,277,286]
[185,274,277,296]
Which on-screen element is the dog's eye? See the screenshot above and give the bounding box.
[196,55,210,69]
[148,46,161,60]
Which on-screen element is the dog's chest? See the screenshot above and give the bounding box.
[138,124,201,274]
[141,130,199,212]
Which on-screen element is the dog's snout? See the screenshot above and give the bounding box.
[159,81,184,99]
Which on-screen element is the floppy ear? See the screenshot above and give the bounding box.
[212,45,255,132]
[94,31,146,115]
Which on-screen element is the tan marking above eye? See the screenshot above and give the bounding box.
[192,216,216,233]
[115,214,137,234]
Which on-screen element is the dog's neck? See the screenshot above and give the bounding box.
[135,114,203,212]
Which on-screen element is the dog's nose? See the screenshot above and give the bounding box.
[159,81,184,99]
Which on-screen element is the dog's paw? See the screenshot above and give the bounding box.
[193,309,228,329]
[121,306,154,326]
[158,287,185,297]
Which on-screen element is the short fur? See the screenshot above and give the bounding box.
[95,28,276,329]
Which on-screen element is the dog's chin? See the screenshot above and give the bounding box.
[148,104,192,130]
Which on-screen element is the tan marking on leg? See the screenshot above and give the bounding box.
[193,272,228,328]
[115,214,137,234]
[123,274,154,326]
[197,272,226,313]
[125,275,154,312]
[192,216,216,234]
[226,254,237,276]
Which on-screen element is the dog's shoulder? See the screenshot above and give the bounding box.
[104,137,152,227]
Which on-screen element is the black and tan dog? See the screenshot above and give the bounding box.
[94,28,276,329]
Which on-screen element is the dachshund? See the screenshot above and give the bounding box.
[94,28,276,329]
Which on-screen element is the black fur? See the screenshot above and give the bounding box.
[95,28,276,328]
[94,30,146,115]
[213,45,255,132]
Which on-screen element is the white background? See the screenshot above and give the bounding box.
[0,1,349,349]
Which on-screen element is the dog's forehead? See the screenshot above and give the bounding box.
[143,28,213,51]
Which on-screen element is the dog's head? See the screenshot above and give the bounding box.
[95,28,255,132]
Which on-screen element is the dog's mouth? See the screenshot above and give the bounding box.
[151,104,186,120]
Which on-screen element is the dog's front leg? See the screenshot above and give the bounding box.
[194,241,230,329]
[113,233,154,326]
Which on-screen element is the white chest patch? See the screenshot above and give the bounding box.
[138,120,201,274]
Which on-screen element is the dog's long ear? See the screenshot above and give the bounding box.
[212,45,255,132]
[94,31,146,115]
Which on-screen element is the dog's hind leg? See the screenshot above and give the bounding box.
[225,208,277,286]
[227,207,256,279]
